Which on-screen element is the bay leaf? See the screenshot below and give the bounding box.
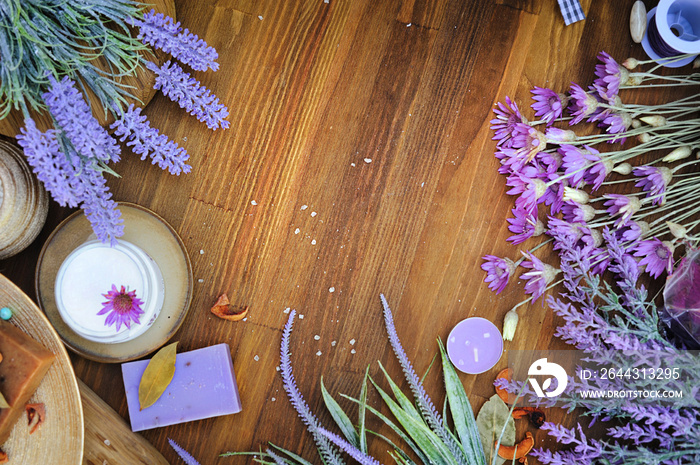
[0,390,9,409]
[475,394,515,465]
[139,341,178,411]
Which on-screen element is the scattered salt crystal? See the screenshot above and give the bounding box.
[324,0,329,3]
[331,340,337,347]
[197,278,204,283]
[350,349,356,354]
[104,439,111,446]
[349,339,356,345]
[294,228,300,234]
[351,162,356,167]
[271,397,276,401]
[314,335,320,340]
[251,200,258,205]
[254,355,260,361]
[316,351,322,356]
[283,307,290,313]
[299,314,304,319]
[407,23,411,27]
[311,211,317,217]
[311,239,317,245]
[301,205,308,210]
[199,249,204,254]
[276,365,281,371]
[258,15,263,20]
[329,287,335,293]
[364,158,372,163]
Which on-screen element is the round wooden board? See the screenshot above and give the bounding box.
[0,274,84,464]
[35,203,193,363]
[0,0,176,137]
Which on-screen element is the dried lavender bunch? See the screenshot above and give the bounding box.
[2,2,229,243]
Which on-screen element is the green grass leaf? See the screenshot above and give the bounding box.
[320,376,360,449]
[438,338,487,465]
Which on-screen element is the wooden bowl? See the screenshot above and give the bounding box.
[0,139,48,260]
[0,273,84,464]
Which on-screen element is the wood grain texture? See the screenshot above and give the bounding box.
[0,0,689,463]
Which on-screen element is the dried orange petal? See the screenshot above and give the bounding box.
[498,431,534,460]
[210,294,249,321]
[0,448,7,463]
[495,368,516,404]
[25,402,45,434]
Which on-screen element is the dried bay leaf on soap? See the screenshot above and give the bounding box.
[475,394,515,465]
[139,341,178,410]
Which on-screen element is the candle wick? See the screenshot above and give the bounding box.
[473,348,479,363]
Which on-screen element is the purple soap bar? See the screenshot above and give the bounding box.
[122,343,242,431]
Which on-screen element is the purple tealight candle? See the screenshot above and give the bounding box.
[447,317,503,374]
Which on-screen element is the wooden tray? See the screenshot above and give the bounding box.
[0,274,84,464]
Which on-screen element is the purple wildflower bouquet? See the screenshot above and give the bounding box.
[1,2,228,244]
[483,51,700,463]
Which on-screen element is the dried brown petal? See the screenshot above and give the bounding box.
[0,448,7,463]
[210,294,249,321]
[25,402,46,434]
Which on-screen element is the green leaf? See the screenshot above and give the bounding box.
[342,393,431,465]
[370,377,456,465]
[438,338,487,465]
[0,390,9,409]
[358,366,370,454]
[320,376,360,449]
[139,341,178,410]
[475,394,515,465]
[377,362,424,424]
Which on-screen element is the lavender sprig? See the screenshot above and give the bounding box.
[379,294,468,463]
[43,75,120,164]
[133,10,219,72]
[111,104,191,175]
[168,438,202,465]
[280,311,345,465]
[316,428,381,465]
[17,118,124,245]
[147,60,230,130]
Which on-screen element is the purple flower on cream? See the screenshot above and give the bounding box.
[98,285,145,331]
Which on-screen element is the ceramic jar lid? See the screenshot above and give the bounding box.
[54,239,165,344]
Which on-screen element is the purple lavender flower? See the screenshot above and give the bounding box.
[511,123,546,162]
[545,127,577,144]
[599,111,632,144]
[17,118,124,245]
[111,104,191,175]
[594,51,629,102]
[490,96,527,148]
[43,75,120,163]
[633,238,674,278]
[633,166,672,206]
[568,83,599,125]
[168,438,202,465]
[317,429,380,465]
[481,256,516,294]
[562,201,595,224]
[147,60,230,130]
[379,295,466,461]
[279,311,344,464]
[133,10,219,72]
[531,86,565,125]
[603,194,641,228]
[520,251,560,302]
[507,207,543,244]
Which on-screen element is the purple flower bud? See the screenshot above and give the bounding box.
[147,60,230,130]
[133,10,219,72]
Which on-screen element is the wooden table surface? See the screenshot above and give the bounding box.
[1,0,684,463]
